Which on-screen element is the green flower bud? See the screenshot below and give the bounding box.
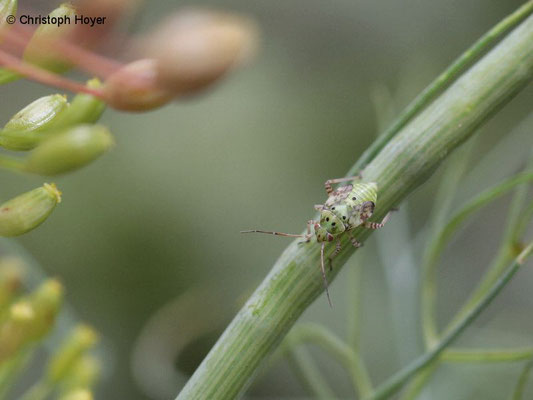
[58,389,93,400]
[0,279,62,362]
[27,278,63,341]
[0,183,61,237]
[23,124,113,175]
[0,301,35,362]
[47,325,99,384]
[49,79,106,130]
[0,257,25,310]
[23,3,77,73]
[60,355,100,393]
[0,94,68,151]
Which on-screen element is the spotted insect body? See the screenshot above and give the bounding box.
[242,176,391,306]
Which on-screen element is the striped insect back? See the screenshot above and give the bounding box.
[242,176,391,307]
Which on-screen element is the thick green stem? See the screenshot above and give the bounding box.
[177,12,533,400]
[347,0,533,176]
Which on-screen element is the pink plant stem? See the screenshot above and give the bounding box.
[3,25,123,78]
[0,49,105,98]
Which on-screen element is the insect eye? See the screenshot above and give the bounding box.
[352,197,356,200]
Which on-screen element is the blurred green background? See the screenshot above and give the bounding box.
[1,0,533,398]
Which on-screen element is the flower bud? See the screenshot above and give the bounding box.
[51,79,106,129]
[23,3,77,73]
[60,355,100,393]
[47,324,99,384]
[102,59,174,111]
[27,278,63,340]
[0,183,61,237]
[59,389,94,400]
[0,257,25,309]
[0,279,62,361]
[0,94,68,150]
[0,300,35,362]
[144,9,258,95]
[23,124,113,175]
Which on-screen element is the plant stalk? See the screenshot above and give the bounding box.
[177,12,533,400]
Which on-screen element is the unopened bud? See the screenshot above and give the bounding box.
[0,94,68,151]
[59,389,93,400]
[47,324,99,384]
[50,79,106,130]
[103,59,173,111]
[27,278,63,340]
[145,9,258,95]
[60,355,100,393]
[23,3,77,73]
[23,124,113,175]
[0,257,25,309]
[0,300,35,362]
[0,183,61,237]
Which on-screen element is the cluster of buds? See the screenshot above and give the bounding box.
[0,257,100,399]
[0,0,257,236]
[0,1,258,111]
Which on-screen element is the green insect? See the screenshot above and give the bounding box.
[242,176,392,306]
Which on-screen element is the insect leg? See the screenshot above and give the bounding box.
[299,220,316,243]
[348,231,362,248]
[320,242,333,308]
[324,174,362,195]
[364,211,392,229]
[327,239,342,271]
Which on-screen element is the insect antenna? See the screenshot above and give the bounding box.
[320,242,333,308]
[240,230,306,238]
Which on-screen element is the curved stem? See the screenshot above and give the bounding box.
[509,360,533,400]
[284,345,337,399]
[288,323,373,398]
[421,171,533,348]
[420,141,476,347]
[365,243,533,400]
[0,49,104,97]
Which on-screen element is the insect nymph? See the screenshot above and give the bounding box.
[242,176,391,306]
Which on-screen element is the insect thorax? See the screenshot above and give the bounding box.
[323,182,378,230]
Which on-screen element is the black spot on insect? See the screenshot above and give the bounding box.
[352,197,356,200]
[331,207,335,210]
[332,222,336,226]
[326,217,330,222]
[342,216,346,220]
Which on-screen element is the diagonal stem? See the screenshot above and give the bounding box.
[365,243,533,400]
